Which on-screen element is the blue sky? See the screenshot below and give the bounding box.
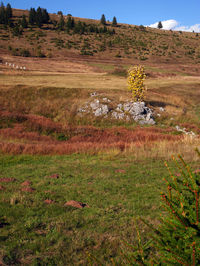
[4,0,200,32]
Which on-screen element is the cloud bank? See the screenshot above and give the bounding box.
[149,19,178,30]
[148,19,200,32]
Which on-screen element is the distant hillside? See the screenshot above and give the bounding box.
[0,8,200,65]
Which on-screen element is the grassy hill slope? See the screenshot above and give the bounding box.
[0,8,200,67]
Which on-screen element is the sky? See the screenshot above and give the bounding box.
[4,0,200,32]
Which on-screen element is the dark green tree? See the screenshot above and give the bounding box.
[112,16,117,26]
[6,3,12,18]
[58,14,65,30]
[0,2,6,24]
[71,17,75,28]
[158,21,163,29]
[66,15,75,30]
[74,20,85,34]
[29,7,36,25]
[155,152,200,264]
[21,14,28,28]
[41,8,49,24]
[123,149,200,265]
[36,7,43,28]
[89,24,95,33]
[100,14,106,25]
[103,25,107,33]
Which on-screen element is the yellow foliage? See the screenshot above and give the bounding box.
[127,65,147,102]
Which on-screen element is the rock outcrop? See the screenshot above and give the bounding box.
[78,94,155,125]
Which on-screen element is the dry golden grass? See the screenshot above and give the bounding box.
[125,135,200,161]
[0,60,199,159]
[0,72,125,90]
[0,71,200,127]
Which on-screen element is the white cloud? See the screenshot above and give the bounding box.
[148,19,178,30]
[174,24,200,33]
[148,20,200,32]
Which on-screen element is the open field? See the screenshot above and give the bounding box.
[0,65,200,156]
[0,64,199,264]
[0,7,200,265]
[0,153,200,265]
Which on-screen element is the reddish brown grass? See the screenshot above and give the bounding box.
[0,111,184,155]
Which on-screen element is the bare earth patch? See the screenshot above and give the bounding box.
[0,178,16,183]
[21,187,35,192]
[44,199,55,204]
[48,174,60,179]
[21,181,32,186]
[64,200,89,209]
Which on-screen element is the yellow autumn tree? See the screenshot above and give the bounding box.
[127,65,147,102]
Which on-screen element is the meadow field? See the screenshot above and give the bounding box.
[0,60,199,264]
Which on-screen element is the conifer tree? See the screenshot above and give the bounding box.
[42,8,50,24]
[158,21,163,29]
[156,152,200,264]
[41,8,49,24]
[112,16,117,26]
[58,14,65,30]
[6,3,12,18]
[0,2,12,24]
[0,2,6,24]
[36,7,43,28]
[21,14,28,28]
[29,8,36,25]
[100,14,106,25]
[66,15,75,30]
[119,149,200,265]
[74,20,85,34]
[71,17,75,28]
[0,2,4,23]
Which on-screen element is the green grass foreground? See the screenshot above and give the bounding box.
[0,153,171,265]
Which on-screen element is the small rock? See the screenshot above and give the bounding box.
[94,104,109,116]
[90,99,100,110]
[90,92,98,97]
[21,187,35,192]
[102,97,111,102]
[21,181,32,186]
[116,104,123,112]
[123,102,132,112]
[112,111,125,120]
[115,169,126,173]
[64,200,89,209]
[175,173,181,177]
[44,199,54,204]
[101,104,109,115]
[159,107,165,112]
[146,113,151,121]
[194,169,200,174]
[48,174,59,179]
[94,107,103,116]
